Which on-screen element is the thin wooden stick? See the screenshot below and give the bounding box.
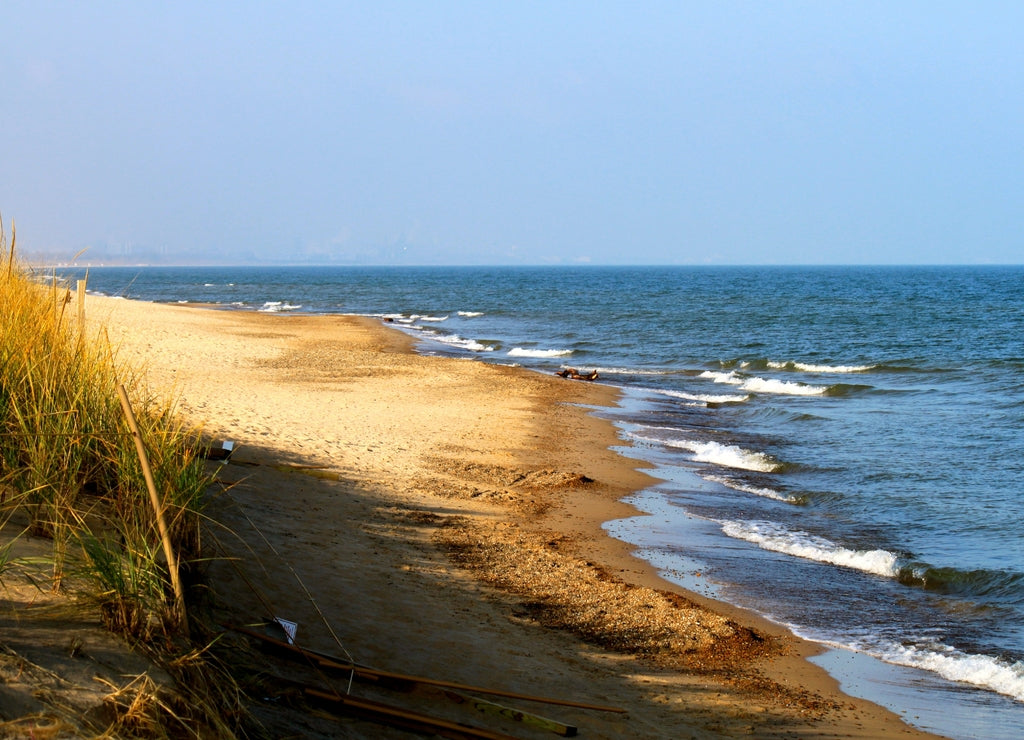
[77,278,87,336]
[6,217,15,278]
[117,383,188,633]
[444,690,578,737]
[304,686,516,740]
[230,624,626,714]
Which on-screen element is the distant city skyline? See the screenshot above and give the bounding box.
[4,3,1023,266]
[22,237,433,267]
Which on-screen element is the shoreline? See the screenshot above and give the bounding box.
[91,295,943,738]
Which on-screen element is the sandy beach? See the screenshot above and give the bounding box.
[4,294,946,738]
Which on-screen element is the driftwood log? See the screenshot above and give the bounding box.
[554,368,599,381]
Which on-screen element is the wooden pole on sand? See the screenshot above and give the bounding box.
[116,383,188,634]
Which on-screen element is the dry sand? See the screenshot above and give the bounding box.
[2,294,947,739]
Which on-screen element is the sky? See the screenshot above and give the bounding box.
[2,2,1022,266]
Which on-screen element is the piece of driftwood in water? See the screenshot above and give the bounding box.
[304,686,515,740]
[228,623,626,714]
[554,367,599,381]
[445,690,578,737]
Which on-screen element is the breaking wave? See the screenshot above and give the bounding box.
[700,370,744,385]
[720,520,900,577]
[741,377,829,396]
[259,301,303,312]
[766,360,877,373]
[410,314,449,322]
[507,347,574,358]
[430,334,494,352]
[655,389,751,405]
[634,433,782,472]
[870,640,1024,703]
[703,474,798,503]
[722,519,1024,607]
[597,367,681,376]
[896,564,1024,605]
[699,370,828,396]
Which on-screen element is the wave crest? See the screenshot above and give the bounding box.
[430,334,494,352]
[767,360,876,373]
[507,347,573,358]
[700,370,829,396]
[656,389,751,404]
[703,474,798,503]
[650,438,782,472]
[720,520,899,577]
[740,377,828,396]
[877,641,1024,702]
[259,301,303,312]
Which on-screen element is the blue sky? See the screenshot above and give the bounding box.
[2,2,1022,265]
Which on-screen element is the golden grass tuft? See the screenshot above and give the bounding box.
[0,219,210,633]
[1,218,245,736]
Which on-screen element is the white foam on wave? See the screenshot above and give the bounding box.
[875,641,1024,702]
[635,433,781,472]
[259,301,302,312]
[768,360,875,373]
[598,367,672,376]
[704,474,796,503]
[656,389,751,404]
[410,314,449,322]
[507,347,573,358]
[700,370,744,385]
[429,334,493,352]
[688,441,781,472]
[720,520,899,577]
[740,377,828,396]
[457,311,483,317]
[701,369,828,395]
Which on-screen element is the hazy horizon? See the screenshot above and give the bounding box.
[4,3,1023,266]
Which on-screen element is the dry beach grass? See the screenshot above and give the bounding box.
[2,287,946,738]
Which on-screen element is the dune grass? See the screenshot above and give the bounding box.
[1,221,242,735]
[0,223,210,634]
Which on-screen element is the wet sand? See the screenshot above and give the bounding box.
[89,295,944,738]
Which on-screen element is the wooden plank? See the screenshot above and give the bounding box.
[229,623,626,714]
[304,687,516,740]
[444,690,578,737]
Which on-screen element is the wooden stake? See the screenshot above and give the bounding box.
[117,383,188,633]
[304,687,516,740]
[77,278,87,334]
